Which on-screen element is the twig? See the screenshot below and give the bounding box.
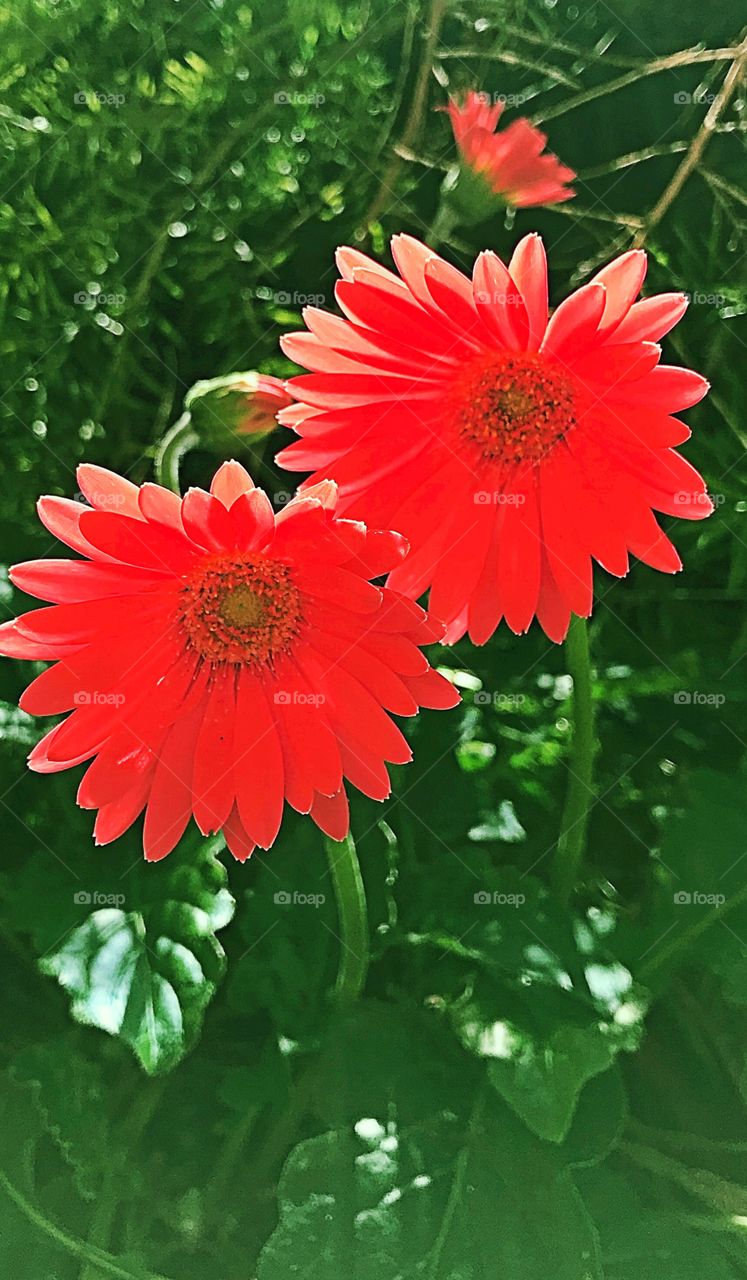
[634,30,747,247]
[477,22,741,72]
[536,44,745,123]
[578,141,688,181]
[700,166,747,210]
[435,47,581,91]
[362,0,448,230]
[0,1172,172,1280]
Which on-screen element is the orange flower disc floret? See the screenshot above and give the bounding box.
[449,352,576,468]
[179,553,303,668]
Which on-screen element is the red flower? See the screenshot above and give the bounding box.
[447,90,575,208]
[0,462,457,862]
[277,234,713,644]
[235,373,293,436]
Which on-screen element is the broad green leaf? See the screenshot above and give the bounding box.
[11,1036,109,1199]
[579,1165,747,1279]
[413,870,647,1142]
[313,1000,476,1128]
[39,839,234,1074]
[258,1101,602,1280]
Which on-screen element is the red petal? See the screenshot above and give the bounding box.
[403,668,460,710]
[498,477,542,634]
[142,697,205,861]
[539,448,593,617]
[182,488,237,551]
[590,250,647,340]
[268,658,342,797]
[210,460,255,508]
[508,233,548,351]
[10,560,164,604]
[193,669,237,834]
[222,803,256,862]
[76,465,142,518]
[93,769,154,846]
[233,671,285,849]
[472,251,529,350]
[79,510,198,573]
[541,282,606,360]
[310,787,350,841]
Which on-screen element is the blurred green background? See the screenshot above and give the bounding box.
[1,0,747,1276]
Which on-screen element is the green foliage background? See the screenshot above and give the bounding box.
[1,0,747,1275]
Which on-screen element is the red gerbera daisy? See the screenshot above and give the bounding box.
[447,90,575,208]
[276,234,713,644]
[0,462,457,862]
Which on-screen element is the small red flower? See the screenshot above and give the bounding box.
[277,234,713,644]
[235,373,293,436]
[0,462,457,862]
[447,90,575,208]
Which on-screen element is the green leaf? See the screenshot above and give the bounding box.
[39,839,234,1074]
[313,1000,475,1128]
[426,871,647,1142]
[10,1036,109,1199]
[258,1099,602,1280]
[579,1166,747,1279]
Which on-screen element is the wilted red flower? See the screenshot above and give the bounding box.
[447,90,575,208]
[277,234,713,644]
[235,373,293,436]
[0,462,457,861]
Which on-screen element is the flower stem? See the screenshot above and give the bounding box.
[0,1170,171,1280]
[426,201,459,250]
[154,410,199,494]
[553,614,596,904]
[325,834,369,1005]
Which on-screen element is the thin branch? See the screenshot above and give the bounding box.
[700,166,747,210]
[535,44,744,124]
[0,1172,172,1280]
[579,141,688,181]
[634,30,747,246]
[362,0,448,230]
[436,47,581,91]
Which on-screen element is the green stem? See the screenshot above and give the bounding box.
[553,614,596,904]
[80,1081,165,1280]
[641,879,747,982]
[325,834,369,1005]
[426,201,459,250]
[153,411,199,494]
[0,1171,171,1280]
